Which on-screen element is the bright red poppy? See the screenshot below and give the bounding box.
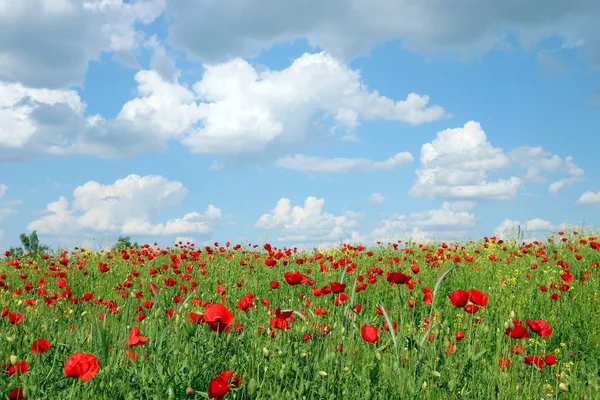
[525,319,553,337]
[203,304,235,332]
[448,290,469,307]
[126,327,149,347]
[361,325,379,344]
[63,353,100,382]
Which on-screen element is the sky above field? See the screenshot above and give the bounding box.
[1,0,599,250]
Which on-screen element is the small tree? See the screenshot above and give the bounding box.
[7,231,50,258]
[113,236,139,251]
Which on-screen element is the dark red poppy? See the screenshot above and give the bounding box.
[32,339,51,354]
[8,387,24,400]
[8,312,24,325]
[63,353,100,382]
[387,272,411,285]
[505,320,530,339]
[270,307,293,330]
[329,282,346,293]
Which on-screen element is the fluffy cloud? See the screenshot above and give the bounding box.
[166,0,600,67]
[368,193,386,205]
[577,191,600,205]
[0,80,170,162]
[0,0,166,88]
[371,202,476,242]
[183,52,446,157]
[508,147,584,194]
[494,218,557,238]
[276,152,413,174]
[28,174,221,236]
[410,121,522,200]
[1,52,444,163]
[255,196,359,243]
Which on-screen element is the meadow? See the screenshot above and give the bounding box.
[1,230,599,399]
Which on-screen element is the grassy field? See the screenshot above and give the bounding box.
[1,230,599,399]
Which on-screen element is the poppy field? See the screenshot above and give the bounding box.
[1,230,600,399]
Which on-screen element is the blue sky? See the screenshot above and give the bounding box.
[0,0,599,250]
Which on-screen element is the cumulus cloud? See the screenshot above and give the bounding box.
[410,121,522,201]
[28,174,221,237]
[371,202,476,242]
[255,196,359,243]
[1,52,444,164]
[276,152,413,174]
[0,0,166,88]
[165,0,600,67]
[577,191,600,205]
[183,52,446,157]
[493,218,557,239]
[508,147,584,194]
[368,193,386,205]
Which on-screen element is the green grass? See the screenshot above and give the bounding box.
[1,231,599,399]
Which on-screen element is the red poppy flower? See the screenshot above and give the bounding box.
[468,289,488,307]
[208,370,241,399]
[329,282,346,294]
[126,327,149,347]
[510,345,524,354]
[283,272,307,285]
[208,377,230,399]
[545,354,557,365]
[505,320,530,339]
[361,325,379,344]
[525,319,553,337]
[455,331,465,341]
[448,290,469,307]
[8,387,24,400]
[499,357,511,371]
[64,352,100,382]
[8,312,24,325]
[270,307,293,330]
[32,338,51,354]
[387,272,411,285]
[5,360,28,376]
[523,355,544,371]
[203,304,235,332]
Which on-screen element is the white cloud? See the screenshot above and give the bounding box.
[183,52,446,157]
[276,152,413,173]
[493,218,557,238]
[410,121,522,200]
[1,52,444,163]
[368,193,386,205]
[28,174,221,237]
[371,202,476,242]
[0,0,166,88]
[0,184,7,198]
[577,191,600,205]
[255,196,359,243]
[508,147,584,194]
[166,0,600,68]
